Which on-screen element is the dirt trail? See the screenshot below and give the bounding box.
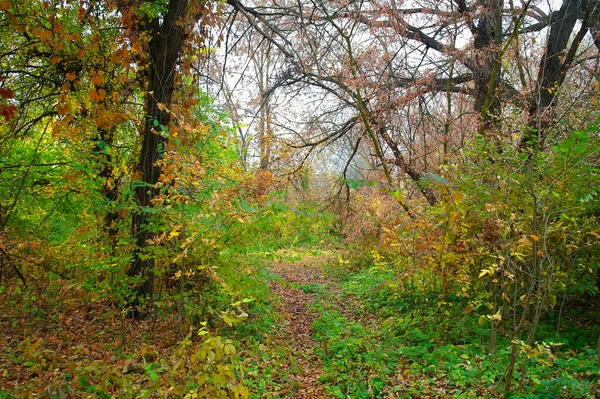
[269,255,330,399]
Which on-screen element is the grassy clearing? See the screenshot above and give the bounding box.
[310,263,600,399]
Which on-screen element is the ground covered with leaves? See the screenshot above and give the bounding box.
[268,253,332,398]
[1,248,599,398]
[308,260,600,399]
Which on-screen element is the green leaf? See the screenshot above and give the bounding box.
[424,172,452,185]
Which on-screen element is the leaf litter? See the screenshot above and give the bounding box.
[268,254,332,399]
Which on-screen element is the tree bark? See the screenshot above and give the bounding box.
[473,0,504,136]
[521,0,583,149]
[127,0,190,319]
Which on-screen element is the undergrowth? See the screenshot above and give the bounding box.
[311,263,600,399]
[0,199,335,398]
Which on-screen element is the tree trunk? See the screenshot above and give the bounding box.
[127,0,190,319]
[255,42,273,170]
[95,127,120,252]
[473,0,504,136]
[521,0,582,149]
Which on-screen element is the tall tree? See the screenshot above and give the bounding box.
[522,0,600,148]
[117,0,211,318]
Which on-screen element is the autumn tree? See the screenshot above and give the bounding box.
[0,0,140,287]
[225,0,600,211]
[110,0,228,318]
[211,6,288,174]
[1,0,227,317]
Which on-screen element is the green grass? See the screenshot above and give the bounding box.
[309,265,600,399]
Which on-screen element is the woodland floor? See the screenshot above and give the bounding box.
[268,254,332,398]
[0,250,342,398]
[1,249,599,398]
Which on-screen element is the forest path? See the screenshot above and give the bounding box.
[268,253,334,399]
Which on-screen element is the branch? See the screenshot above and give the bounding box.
[226,0,297,61]
[290,116,358,148]
[335,135,363,203]
[371,15,475,70]
[0,162,69,172]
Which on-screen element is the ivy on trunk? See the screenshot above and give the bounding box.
[126,0,191,319]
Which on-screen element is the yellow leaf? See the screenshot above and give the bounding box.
[479,269,492,278]
[392,190,406,205]
[169,230,180,239]
[529,234,540,241]
[224,343,236,355]
[488,308,502,321]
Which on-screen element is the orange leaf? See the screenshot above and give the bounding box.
[88,89,105,102]
[38,29,51,40]
[0,88,13,99]
[50,55,61,65]
[88,89,98,102]
[56,103,71,115]
[91,72,104,85]
[0,1,10,11]
[66,72,77,81]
